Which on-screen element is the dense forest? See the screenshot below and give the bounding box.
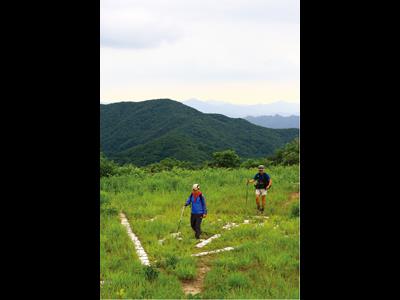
[100,99,299,166]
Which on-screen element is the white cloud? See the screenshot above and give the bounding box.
[100,0,300,103]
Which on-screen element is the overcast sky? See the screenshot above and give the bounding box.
[100,0,299,105]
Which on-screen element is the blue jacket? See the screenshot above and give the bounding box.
[185,192,207,214]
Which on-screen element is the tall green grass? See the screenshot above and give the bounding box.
[100,165,299,299]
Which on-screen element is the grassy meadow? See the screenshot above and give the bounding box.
[100,165,299,299]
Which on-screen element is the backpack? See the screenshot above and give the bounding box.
[190,192,203,203]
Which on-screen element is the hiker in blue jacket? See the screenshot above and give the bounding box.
[184,184,207,239]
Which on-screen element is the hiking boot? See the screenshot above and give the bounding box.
[256,205,261,211]
[260,208,264,214]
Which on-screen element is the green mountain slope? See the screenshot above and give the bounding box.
[100,99,299,165]
[245,115,300,129]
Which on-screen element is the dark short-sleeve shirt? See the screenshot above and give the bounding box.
[253,173,270,189]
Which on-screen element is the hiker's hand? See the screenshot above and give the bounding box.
[202,214,207,218]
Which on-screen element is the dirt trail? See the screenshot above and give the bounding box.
[181,257,211,295]
[284,191,300,207]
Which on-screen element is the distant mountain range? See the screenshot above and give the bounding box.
[182,99,300,118]
[245,115,299,129]
[100,99,299,166]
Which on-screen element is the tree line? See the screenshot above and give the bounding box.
[101,138,299,177]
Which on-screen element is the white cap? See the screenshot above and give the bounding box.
[192,184,200,191]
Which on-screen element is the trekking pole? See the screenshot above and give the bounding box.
[177,205,185,232]
[246,180,249,205]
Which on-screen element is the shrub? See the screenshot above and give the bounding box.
[101,203,118,215]
[144,265,159,281]
[268,138,299,166]
[165,255,179,269]
[240,158,266,168]
[100,152,118,177]
[290,202,300,218]
[211,149,241,168]
[114,164,143,177]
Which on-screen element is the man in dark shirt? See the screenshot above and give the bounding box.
[247,165,272,213]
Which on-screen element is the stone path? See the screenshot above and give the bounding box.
[119,212,150,266]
